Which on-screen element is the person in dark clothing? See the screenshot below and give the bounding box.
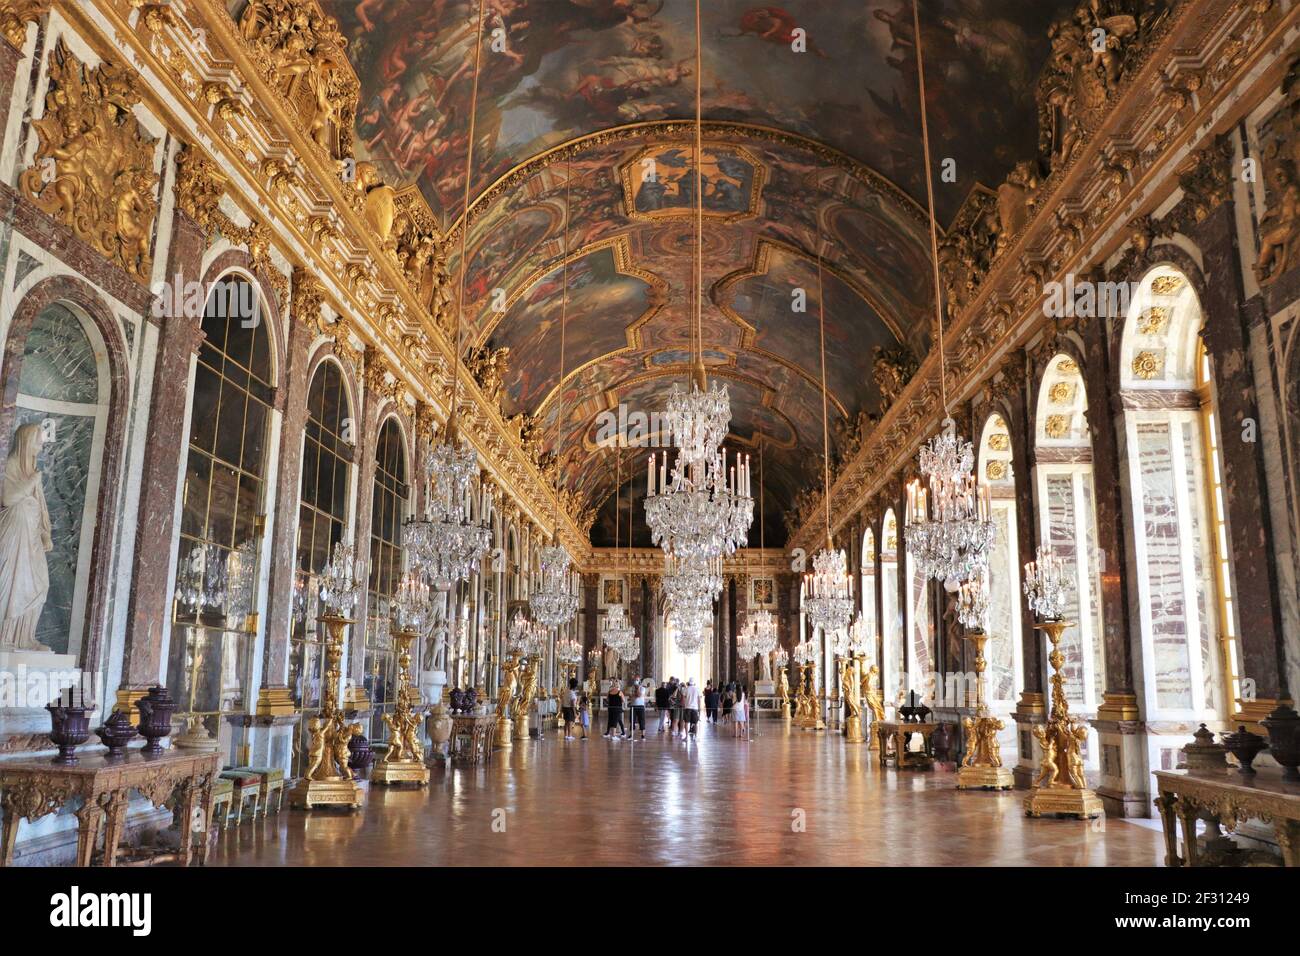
[705,685,720,723]
[655,681,671,732]
[604,680,625,737]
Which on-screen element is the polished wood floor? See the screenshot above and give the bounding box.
[215,721,1166,866]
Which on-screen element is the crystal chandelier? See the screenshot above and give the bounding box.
[903,420,996,590]
[747,609,778,656]
[663,379,733,468]
[645,445,753,563]
[957,566,990,631]
[392,570,431,633]
[530,542,578,628]
[1023,546,1069,620]
[507,609,545,656]
[662,552,722,612]
[556,633,583,667]
[774,647,789,669]
[803,543,854,636]
[842,610,870,658]
[793,637,817,665]
[319,540,362,617]
[671,605,710,655]
[601,603,635,656]
[403,437,492,588]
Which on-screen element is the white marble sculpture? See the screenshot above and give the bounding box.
[0,424,53,652]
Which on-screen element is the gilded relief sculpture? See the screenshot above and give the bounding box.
[20,39,158,278]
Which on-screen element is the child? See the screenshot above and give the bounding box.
[733,690,749,739]
[577,693,590,740]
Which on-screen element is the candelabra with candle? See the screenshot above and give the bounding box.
[954,569,1013,790]
[290,542,366,809]
[372,571,432,786]
[1021,547,1103,819]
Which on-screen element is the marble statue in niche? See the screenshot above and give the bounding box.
[0,424,54,652]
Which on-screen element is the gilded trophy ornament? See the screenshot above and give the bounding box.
[20,39,158,278]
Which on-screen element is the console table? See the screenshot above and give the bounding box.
[1153,768,1300,867]
[877,720,936,770]
[449,715,495,765]
[0,750,221,867]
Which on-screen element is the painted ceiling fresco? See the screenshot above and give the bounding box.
[326,0,1075,224]
[321,0,1079,540]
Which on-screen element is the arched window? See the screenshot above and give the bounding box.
[364,417,408,741]
[904,497,935,702]
[977,414,1022,708]
[1119,267,1231,773]
[860,528,877,669]
[168,278,273,746]
[6,302,110,661]
[880,509,902,707]
[289,359,354,774]
[1033,353,1106,721]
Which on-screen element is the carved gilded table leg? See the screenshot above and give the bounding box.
[1277,820,1300,867]
[100,791,129,867]
[74,800,104,867]
[1174,796,1200,867]
[1153,791,1180,866]
[0,805,18,866]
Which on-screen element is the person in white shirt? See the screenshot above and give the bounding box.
[681,678,702,738]
[562,677,579,739]
[629,678,648,740]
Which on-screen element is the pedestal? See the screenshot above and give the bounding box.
[370,759,430,786]
[1092,708,1150,818]
[288,777,364,810]
[957,764,1015,790]
[1023,785,1103,819]
[1012,692,1047,789]
[755,680,776,697]
[844,714,865,744]
[513,709,531,741]
[494,716,513,748]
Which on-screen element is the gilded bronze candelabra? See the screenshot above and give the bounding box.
[1023,620,1103,818]
[289,614,365,809]
[371,629,430,786]
[955,629,1013,791]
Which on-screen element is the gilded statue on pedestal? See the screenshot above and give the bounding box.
[839,657,861,720]
[496,652,519,716]
[777,664,791,717]
[861,663,885,723]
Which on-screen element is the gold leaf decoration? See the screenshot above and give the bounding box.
[20,39,158,279]
[1137,306,1170,335]
[985,459,1008,481]
[1132,351,1163,380]
[1048,381,1075,405]
[1055,357,1079,374]
[1151,274,1184,295]
[987,433,1010,451]
[1045,414,1070,439]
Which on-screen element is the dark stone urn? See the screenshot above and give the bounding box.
[95,710,138,760]
[1262,704,1300,782]
[135,685,177,755]
[347,732,373,780]
[1221,725,1268,776]
[46,703,91,765]
[449,687,465,714]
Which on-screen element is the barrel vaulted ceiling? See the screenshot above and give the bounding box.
[323,0,1077,544]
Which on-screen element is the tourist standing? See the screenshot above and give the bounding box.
[655,680,671,732]
[705,682,719,723]
[577,692,590,739]
[604,679,625,737]
[630,679,648,740]
[562,677,579,739]
[682,678,702,738]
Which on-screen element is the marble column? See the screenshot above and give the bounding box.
[1004,358,1049,787]
[581,573,599,685]
[345,377,380,713]
[1078,314,1146,816]
[119,204,206,712]
[1196,202,1292,719]
[629,575,646,677]
[718,576,731,684]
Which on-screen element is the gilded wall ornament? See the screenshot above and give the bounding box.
[1048,381,1075,405]
[985,459,1008,481]
[1055,357,1079,374]
[173,143,228,232]
[1137,306,1171,335]
[1044,414,1070,439]
[20,39,159,279]
[0,0,49,49]
[1150,274,1184,295]
[987,433,1010,451]
[871,346,919,408]
[1132,350,1163,380]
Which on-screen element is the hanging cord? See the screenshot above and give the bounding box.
[550,159,573,542]
[693,0,705,386]
[449,0,488,437]
[816,239,832,550]
[911,0,948,417]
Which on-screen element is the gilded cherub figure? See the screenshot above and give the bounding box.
[1032,724,1058,789]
